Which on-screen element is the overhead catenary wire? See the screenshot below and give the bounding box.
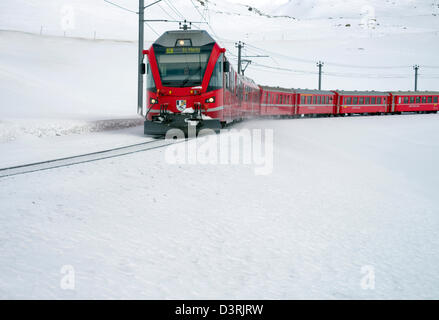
[163,0,186,20]
[103,0,138,14]
[189,0,220,40]
[103,0,159,35]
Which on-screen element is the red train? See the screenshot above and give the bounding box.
[142,30,439,135]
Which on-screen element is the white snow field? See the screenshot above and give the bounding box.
[1,114,439,299]
[1,0,439,299]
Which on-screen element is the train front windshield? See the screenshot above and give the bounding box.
[153,44,213,88]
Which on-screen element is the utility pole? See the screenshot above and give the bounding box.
[105,0,162,115]
[235,41,244,75]
[137,0,145,115]
[317,61,324,90]
[413,65,419,92]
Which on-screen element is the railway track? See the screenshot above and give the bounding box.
[0,138,182,178]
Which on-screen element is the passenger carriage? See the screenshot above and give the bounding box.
[295,89,335,116]
[333,91,390,115]
[390,92,439,114]
[259,86,295,116]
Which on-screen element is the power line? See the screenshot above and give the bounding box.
[189,0,220,40]
[103,0,138,14]
[157,3,176,20]
[145,22,159,36]
[164,0,186,20]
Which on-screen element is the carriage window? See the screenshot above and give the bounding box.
[416,97,420,103]
[371,97,376,104]
[353,97,358,104]
[403,97,409,103]
[359,97,364,104]
[307,96,312,104]
[345,97,350,104]
[410,96,414,103]
[434,97,438,103]
[428,96,432,103]
[365,97,370,104]
[301,96,305,104]
[422,97,426,103]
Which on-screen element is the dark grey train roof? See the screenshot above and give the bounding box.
[335,90,389,96]
[259,85,295,93]
[259,86,333,94]
[154,30,216,47]
[390,91,439,95]
[294,89,334,95]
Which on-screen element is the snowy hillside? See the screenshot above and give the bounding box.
[0,30,141,142]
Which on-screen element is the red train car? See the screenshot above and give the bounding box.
[333,91,390,115]
[259,86,295,116]
[390,92,439,114]
[295,89,335,116]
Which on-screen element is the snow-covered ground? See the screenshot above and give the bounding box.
[1,114,439,299]
[1,0,439,299]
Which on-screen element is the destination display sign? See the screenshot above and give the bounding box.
[165,47,201,54]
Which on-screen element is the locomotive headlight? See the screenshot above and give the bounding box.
[150,98,157,104]
[205,97,215,103]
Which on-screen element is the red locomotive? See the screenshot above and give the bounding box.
[142,30,439,135]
